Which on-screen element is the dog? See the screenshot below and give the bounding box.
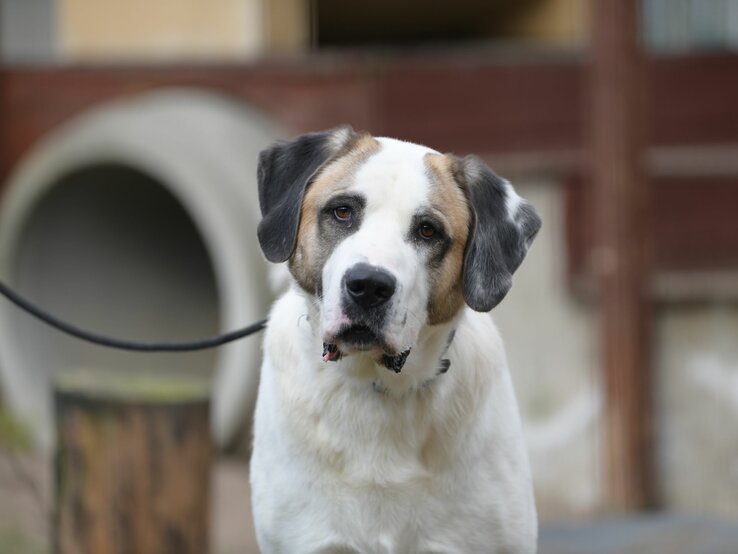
[250,127,541,553]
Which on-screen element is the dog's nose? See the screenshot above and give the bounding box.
[344,263,397,309]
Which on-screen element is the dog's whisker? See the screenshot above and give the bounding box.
[296,313,310,328]
[400,308,423,327]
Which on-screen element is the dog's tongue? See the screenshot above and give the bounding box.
[322,342,342,362]
[382,348,412,373]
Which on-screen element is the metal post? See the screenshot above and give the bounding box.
[590,0,656,510]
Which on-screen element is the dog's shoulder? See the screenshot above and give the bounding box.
[263,285,316,358]
[453,308,507,365]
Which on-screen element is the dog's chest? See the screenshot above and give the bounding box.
[255,435,501,553]
[306,484,493,554]
[291,384,450,480]
[252,363,509,553]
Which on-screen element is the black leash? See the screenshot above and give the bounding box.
[0,279,267,352]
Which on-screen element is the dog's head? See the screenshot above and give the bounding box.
[257,126,540,369]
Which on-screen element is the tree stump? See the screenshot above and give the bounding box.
[54,369,213,554]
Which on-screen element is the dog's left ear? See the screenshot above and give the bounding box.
[257,126,357,262]
[457,156,541,312]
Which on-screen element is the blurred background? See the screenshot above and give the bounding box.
[1,0,737,553]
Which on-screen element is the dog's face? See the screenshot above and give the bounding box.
[257,127,540,369]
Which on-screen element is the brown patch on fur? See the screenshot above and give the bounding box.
[289,132,380,294]
[424,153,472,324]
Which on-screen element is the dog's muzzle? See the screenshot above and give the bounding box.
[338,263,396,348]
[322,263,411,371]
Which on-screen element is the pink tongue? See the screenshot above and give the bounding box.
[322,343,341,362]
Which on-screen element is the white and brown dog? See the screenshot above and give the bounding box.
[250,127,541,553]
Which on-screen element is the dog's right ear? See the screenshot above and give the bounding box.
[257,126,356,262]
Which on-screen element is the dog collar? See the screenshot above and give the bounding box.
[322,329,455,393]
[371,328,455,394]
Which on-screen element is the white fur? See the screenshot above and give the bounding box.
[320,138,436,358]
[504,179,524,222]
[251,138,537,553]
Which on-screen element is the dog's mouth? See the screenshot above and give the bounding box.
[336,324,380,350]
[322,324,412,372]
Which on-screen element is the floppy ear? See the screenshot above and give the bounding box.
[458,156,541,312]
[257,126,357,262]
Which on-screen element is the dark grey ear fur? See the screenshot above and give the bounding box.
[257,126,356,262]
[458,155,541,312]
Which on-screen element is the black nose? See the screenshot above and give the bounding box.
[344,263,397,309]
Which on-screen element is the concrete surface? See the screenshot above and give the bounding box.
[0,91,283,449]
[539,513,738,554]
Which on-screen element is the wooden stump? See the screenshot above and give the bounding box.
[54,369,213,554]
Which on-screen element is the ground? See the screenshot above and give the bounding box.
[2,449,738,554]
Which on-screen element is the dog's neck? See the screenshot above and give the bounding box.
[371,328,454,395]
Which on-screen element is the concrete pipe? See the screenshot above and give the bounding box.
[0,90,284,449]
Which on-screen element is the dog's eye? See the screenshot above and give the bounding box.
[333,206,352,221]
[418,223,437,240]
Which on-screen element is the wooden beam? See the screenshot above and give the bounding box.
[2,53,737,175]
[0,63,7,184]
[566,172,738,289]
[590,0,656,510]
